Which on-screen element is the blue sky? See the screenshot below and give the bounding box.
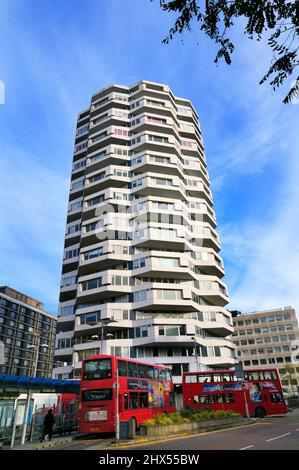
[0,0,298,316]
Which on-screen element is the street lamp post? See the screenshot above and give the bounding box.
[235,361,250,420]
[114,368,120,442]
[242,382,250,420]
[191,336,199,372]
[87,318,117,355]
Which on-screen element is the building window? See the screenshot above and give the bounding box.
[84,247,103,260]
[79,312,101,325]
[61,276,77,287]
[158,325,186,336]
[156,290,182,301]
[65,248,80,259]
[81,278,102,291]
[69,200,83,211]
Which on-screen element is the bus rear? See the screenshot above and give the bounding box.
[79,354,176,434]
[79,355,115,433]
[243,369,287,417]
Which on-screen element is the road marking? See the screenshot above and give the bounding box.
[240,445,254,450]
[295,428,299,432]
[266,433,291,442]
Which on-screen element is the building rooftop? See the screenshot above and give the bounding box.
[231,306,295,318]
[0,285,45,309]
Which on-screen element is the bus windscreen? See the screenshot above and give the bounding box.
[83,358,112,380]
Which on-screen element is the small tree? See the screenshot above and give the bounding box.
[283,363,297,397]
[156,0,299,103]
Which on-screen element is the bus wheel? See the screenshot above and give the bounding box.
[255,407,266,418]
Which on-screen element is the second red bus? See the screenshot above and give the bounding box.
[183,368,287,418]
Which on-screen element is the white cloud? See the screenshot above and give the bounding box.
[221,149,299,316]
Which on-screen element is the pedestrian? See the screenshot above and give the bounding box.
[40,409,55,442]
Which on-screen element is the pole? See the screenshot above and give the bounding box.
[242,382,250,420]
[33,337,41,377]
[193,338,199,372]
[30,404,37,442]
[10,399,19,448]
[195,344,199,373]
[21,336,40,445]
[101,322,104,355]
[115,368,119,442]
[20,390,31,445]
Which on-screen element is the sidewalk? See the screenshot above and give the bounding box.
[5,433,81,450]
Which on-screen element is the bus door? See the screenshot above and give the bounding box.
[268,390,287,413]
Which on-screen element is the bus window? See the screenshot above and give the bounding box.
[159,370,166,381]
[215,394,224,404]
[169,392,175,407]
[225,394,235,403]
[213,374,222,382]
[83,358,112,380]
[139,392,149,408]
[193,395,200,404]
[222,374,231,382]
[118,360,127,377]
[147,365,154,379]
[246,371,260,381]
[198,375,210,383]
[165,369,171,381]
[124,393,128,410]
[129,392,139,409]
[200,395,214,404]
[186,375,198,383]
[264,370,277,380]
[154,368,159,380]
[138,364,146,378]
[270,392,283,403]
[128,361,138,377]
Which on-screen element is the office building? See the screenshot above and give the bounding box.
[0,286,56,378]
[232,307,299,396]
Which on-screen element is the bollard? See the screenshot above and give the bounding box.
[128,419,136,439]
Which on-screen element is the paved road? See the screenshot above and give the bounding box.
[52,410,299,450]
[124,410,299,450]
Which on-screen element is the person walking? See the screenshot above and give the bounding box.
[40,409,55,442]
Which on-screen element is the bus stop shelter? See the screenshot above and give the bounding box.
[0,375,80,395]
[0,375,80,447]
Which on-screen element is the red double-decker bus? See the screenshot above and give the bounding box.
[183,368,287,418]
[78,354,176,433]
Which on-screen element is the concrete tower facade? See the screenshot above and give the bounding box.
[53,80,235,388]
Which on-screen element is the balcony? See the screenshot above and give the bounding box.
[195,280,229,307]
[86,145,130,173]
[54,347,73,358]
[202,320,234,337]
[132,226,188,251]
[200,355,236,368]
[59,283,77,302]
[52,364,73,378]
[56,313,75,332]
